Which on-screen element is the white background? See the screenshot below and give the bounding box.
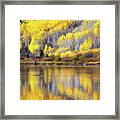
[5,5,115,115]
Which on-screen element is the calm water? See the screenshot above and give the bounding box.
[20,65,100,100]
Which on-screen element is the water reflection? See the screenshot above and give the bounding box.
[20,65,100,100]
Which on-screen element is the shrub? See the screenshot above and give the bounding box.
[84,52,93,58]
[71,56,79,61]
[54,55,60,61]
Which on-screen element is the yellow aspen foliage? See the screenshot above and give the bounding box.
[58,35,65,44]
[93,20,100,28]
[81,29,89,37]
[29,41,40,53]
[48,53,52,57]
[66,33,74,40]
[74,32,82,39]
[80,38,92,51]
[54,51,60,57]
[84,30,89,36]
[20,20,75,45]
[93,27,100,37]
[93,20,100,37]
[44,44,49,56]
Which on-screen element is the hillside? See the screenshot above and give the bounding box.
[20,20,100,65]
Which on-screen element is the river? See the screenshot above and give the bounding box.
[20,64,100,100]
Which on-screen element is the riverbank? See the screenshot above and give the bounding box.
[20,48,100,66]
[20,59,100,66]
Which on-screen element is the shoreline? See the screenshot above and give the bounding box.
[20,60,100,67]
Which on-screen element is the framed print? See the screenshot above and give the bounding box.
[0,0,119,119]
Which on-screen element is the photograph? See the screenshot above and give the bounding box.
[20,20,100,100]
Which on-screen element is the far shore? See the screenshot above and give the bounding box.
[20,59,100,67]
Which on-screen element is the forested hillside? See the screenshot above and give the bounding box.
[20,20,100,65]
